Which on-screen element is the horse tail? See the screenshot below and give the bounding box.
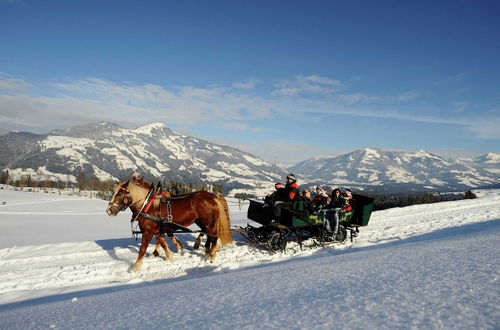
[215,195,233,245]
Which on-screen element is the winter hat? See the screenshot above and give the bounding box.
[275,182,285,189]
[286,174,296,181]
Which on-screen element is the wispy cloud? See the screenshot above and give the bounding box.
[396,90,419,102]
[467,118,500,139]
[271,75,343,96]
[0,77,275,132]
[232,78,259,90]
[0,74,498,143]
[451,102,469,112]
[0,74,32,93]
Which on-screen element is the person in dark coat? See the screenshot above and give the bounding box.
[323,188,344,238]
[312,185,330,211]
[265,182,287,205]
[301,189,315,214]
[273,174,300,221]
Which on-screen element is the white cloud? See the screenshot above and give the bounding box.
[467,118,500,139]
[0,75,32,93]
[397,90,419,101]
[451,102,469,112]
[271,75,343,96]
[1,74,498,145]
[337,93,381,104]
[232,78,259,90]
[0,77,277,132]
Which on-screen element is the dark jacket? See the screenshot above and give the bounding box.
[302,197,315,214]
[326,188,344,209]
[265,188,289,205]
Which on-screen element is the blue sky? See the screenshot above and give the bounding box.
[1,0,499,165]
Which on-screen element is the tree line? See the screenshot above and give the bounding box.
[0,169,224,199]
[371,190,477,211]
[0,169,478,209]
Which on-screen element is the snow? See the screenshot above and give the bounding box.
[132,122,166,135]
[385,166,422,184]
[0,187,499,329]
[485,153,500,164]
[242,154,268,167]
[6,167,77,184]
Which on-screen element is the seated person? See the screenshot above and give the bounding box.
[342,188,353,212]
[312,185,330,211]
[323,188,344,238]
[264,182,286,205]
[273,174,300,221]
[301,190,316,214]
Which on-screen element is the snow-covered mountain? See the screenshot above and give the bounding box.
[290,148,500,192]
[1,123,499,194]
[0,122,286,194]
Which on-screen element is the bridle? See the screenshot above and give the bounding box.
[108,183,133,211]
[108,180,145,211]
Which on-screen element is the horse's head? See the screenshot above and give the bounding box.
[106,179,133,216]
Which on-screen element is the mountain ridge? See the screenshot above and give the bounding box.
[290,148,500,193]
[0,122,286,195]
[0,122,499,194]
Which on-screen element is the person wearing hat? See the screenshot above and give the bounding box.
[264,182,287,205]
[342,188,354,212]
[273,174,300,221]
[284,174,299,200]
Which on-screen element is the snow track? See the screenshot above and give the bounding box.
[0,189,499,306]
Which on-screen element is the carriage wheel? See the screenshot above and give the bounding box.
[267,232,287,252]
[335,226,348,242]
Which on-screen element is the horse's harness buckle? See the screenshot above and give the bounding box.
[165,200,173,222]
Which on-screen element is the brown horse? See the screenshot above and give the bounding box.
[117,177,185,255]
[106,176,232,272]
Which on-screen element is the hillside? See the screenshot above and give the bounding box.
[0,122,286,195]
[0,123,499,194]
[291,148,500,192]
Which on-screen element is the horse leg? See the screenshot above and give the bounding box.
[193,219,206,250]
[193,233,205,250]
[152,237,163,257]
[206,235,219,261]
[168,233,184,252]
[158,235,173,262]
[132,232,153,272]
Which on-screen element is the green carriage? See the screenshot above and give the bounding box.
[243,193,374,252]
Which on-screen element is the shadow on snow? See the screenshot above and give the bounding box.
[1,218,498,312]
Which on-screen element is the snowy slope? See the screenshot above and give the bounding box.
[0,188,499,328]
[2,124,499,195]
[291,148,500,192]
[0,122,287,194]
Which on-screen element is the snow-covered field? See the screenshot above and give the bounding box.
[0,187,499,329]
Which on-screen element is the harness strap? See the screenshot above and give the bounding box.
[137,213,198,233]
[166,200,173,221]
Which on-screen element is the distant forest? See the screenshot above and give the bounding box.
[370,190,477,211]
[0,170,224,199]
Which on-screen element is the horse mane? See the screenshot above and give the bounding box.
[128,179,150,202]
